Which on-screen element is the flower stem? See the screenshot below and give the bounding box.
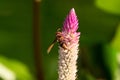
[33,0,44,80]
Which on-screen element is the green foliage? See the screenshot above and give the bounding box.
[0,56,34,80]
[102,24,120,80]
[111,24,120,51]
[95,0,120,15]
[103,45,117,80]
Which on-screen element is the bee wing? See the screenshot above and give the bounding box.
[57,28,61,31]
[47,38,57,54]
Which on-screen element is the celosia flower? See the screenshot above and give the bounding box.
[58,8,80,80]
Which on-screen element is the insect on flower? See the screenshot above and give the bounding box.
[47,28,68,54]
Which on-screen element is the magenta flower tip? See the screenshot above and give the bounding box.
[71,8,75,13]
[59,8,80,49]
[62,8,79,33]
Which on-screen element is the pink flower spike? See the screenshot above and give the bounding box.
[62,8,79,33]
[58,8,80,80]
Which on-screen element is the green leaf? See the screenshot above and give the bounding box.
[103,24,120,80]
[0,55,34,80]
[95,0,120,15]
[111,24,120,51]
[103,45,117,80]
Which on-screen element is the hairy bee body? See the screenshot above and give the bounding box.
[47,29,68,54]
[56,31,68,50]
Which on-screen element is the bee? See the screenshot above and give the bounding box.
[47,28,68,54]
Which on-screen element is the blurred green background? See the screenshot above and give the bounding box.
[0,0,120,80]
